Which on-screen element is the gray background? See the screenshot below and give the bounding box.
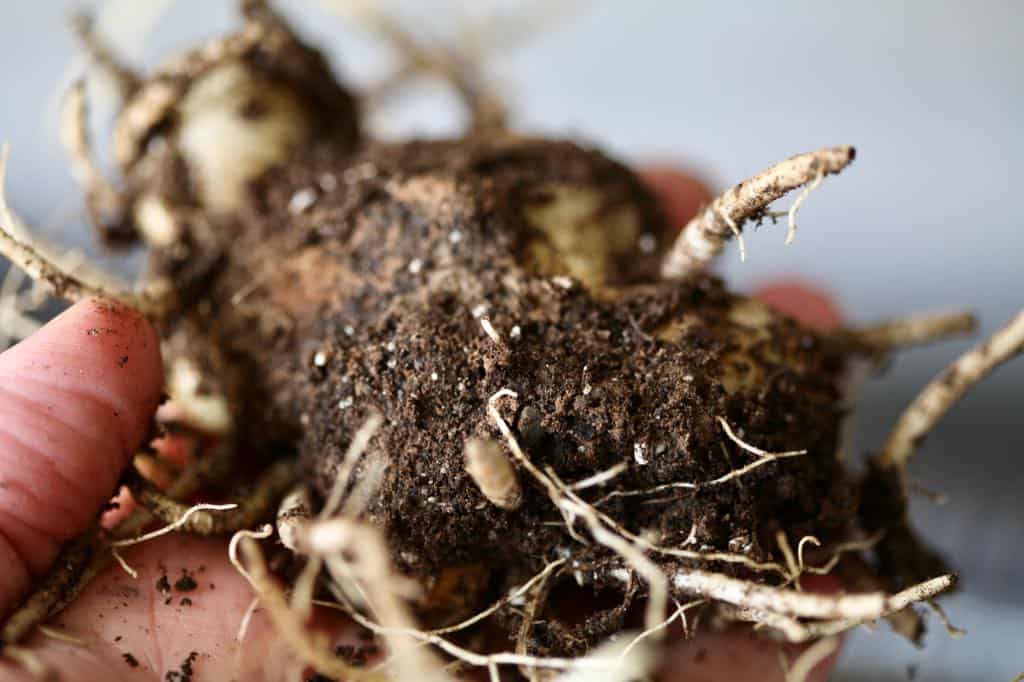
[0,1,1021,679]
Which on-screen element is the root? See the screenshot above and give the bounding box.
[285,518,451,681]
[323,0,508,133]
[925,599,966,639]
[878,308,1024,469]
[0,529,102,650]
[660,145,855,278]
[429,557,567,635]
[669,566,955,631]
[59,81,134,246]
[233,531,387,680]
[0,145,164,316]
[786,635,839,682]
[514,558,556,682]
[320,411,384,517]
[494,400,792,645]
[1,645,52,679]
[125,458,297,535]
[837,554,924,643]
[840,309,978,356]
[0,441,238,649]
[69,11,140,99]
[487,390,669,635]
[619,599,704,659]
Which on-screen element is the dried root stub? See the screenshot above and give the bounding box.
[2,2,1018,676]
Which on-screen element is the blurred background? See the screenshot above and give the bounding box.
[0,1,1020,679]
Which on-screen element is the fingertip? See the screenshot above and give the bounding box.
[0,298,163,613]
[0,298,163,447]
[638,165,714,230]
[753,279,844,331]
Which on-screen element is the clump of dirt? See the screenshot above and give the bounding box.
[149,131,858,634]
[5,1,1010,676]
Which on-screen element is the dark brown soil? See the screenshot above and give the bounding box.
[146,133,859,634]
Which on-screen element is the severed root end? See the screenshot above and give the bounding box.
[840,309,978,357]
[661,145,855,278]
[878,308,1024,470]
[69,11,140,99]
[329,0,509,133]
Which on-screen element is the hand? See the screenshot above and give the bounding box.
[0,168,840,681]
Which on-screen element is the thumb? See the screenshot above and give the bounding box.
[0,299,162,615]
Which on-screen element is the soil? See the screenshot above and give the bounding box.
[146,133,859,634]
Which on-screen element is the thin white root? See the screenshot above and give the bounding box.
[36,625,85,647]
[491,392,788,577]
[110,546,139,579]
[671,569,956,622]
[69,11,140,99]
[236,596,260,644]
[487,390,670,635]
[879,308,1024,469]
[60,81,127,234]
[464,436,523,510]
[800,531,885,576]
[339,601,652,676]
[320,410,384,518]
[479,316,503,345]
[661,145,855,278]
[111,503,238,548]
[786,636,839,682]
[429,558,567,636]
[844,309,978,352]
[569,461,629,491]
[601,418,805,503]
[618,599,705,661]
[718,416,807,459]
[784,167,824,245]
[295,517,451,681]
[554,629,658,682]
[233,532,388,681]
[2,645,52,679]
[926,599,966,639]
[324,0,509,132]
[0,144,160,315]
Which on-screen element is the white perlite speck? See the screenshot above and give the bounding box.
[287,187,317,214]
[408,258,423,274]
[633,442,649,465]
[338,397,353,409]
[312,351,327,367]
[638,232,657,254]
